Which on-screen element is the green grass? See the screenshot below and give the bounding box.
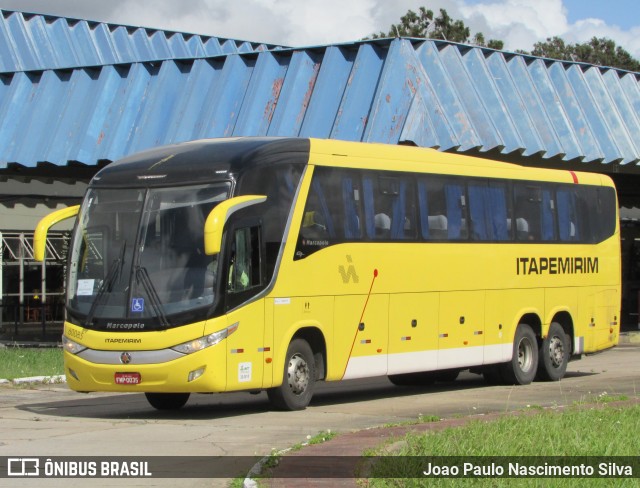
[363,401,640,487]
[235,430,338,486]
[0,347,64,380]
[295,430,337,449]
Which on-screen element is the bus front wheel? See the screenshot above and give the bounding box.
[268,338,316,411]
[500,324,538,385]
[145,392,190,410]
[536,322,569,381]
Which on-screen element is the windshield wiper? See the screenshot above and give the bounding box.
[84,241,126,327]
[135,266,171,329]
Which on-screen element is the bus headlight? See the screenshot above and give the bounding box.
[62,336,87,355]
[171,322,239,355]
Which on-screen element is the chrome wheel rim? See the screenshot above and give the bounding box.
[287,353,309,395]
[518,337,534,372]
[548,335,565,368]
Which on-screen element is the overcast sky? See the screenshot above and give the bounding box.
[1,0,640,57]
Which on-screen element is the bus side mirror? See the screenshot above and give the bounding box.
[33,205,80,262]
[204,195,266,255]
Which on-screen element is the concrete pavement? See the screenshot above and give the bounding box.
[0,332,638,488]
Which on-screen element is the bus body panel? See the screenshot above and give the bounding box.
[63,349,227,393]
[484,289,545,363]
[63,319,229,393]
[270,295,333,382]
[63,321,206,352]
[336,294,389,380]
[224,299,265,391]
[45,137,620,403]
[387,292,439,375]
[437,291,485,369]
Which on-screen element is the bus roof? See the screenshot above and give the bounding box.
[91,137,310,188]
[91,137,612,188]
[307,138,610,187]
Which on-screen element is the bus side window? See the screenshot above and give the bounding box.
[300,178,336,240]
[444,182,467,240]
[418,177,451,240]
[514,184,543,241]
[390,178,416,240]
[342,175,362,239]
[557,189,579,242]
[362,173,416,240]
[540,190,556,241]
[295,167,356,260]
[589,187,617,243]
[468,182,509,241]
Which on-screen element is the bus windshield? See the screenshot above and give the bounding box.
[67,183,231,329]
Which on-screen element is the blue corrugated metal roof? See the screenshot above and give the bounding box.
[0,9,280,73]
[1,34,640,169]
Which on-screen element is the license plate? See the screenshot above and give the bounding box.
[115,372,141,385]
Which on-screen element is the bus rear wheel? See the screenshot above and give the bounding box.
[268,338,316,411]
[145,392,190,410]
[500,324,538,385]
[537,322,570,381]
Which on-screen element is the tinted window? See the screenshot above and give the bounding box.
[417,176,468,240]
[296,167,363,259]
[237,162,303,277]
[513,184,556,242]
[294,166,617,260]
[362,173,417,240]
[468,181,510,241]
[556,188,580,242]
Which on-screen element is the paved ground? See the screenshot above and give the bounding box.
[0,333,638,488]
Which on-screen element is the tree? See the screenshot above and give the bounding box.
[370,6,639,71]
[473,32,504,51]
[370,7,503,49]
[530,36,640,71]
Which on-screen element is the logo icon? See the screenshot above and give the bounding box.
[120,352,132,364]
[8,458,40,477]
[338,255,359,284]
[131,298,144,313]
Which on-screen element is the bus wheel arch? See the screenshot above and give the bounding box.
[268,327,326,411]
[292,326,327,381]
[547,311,574,352]
[500,320,539,385]
[537,313,572,381]
[518,313,542,339]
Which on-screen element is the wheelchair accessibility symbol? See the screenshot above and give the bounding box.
[131,298,144,313]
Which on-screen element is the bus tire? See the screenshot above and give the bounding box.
[537,322,570,381]
[500,324,538,385]
[145,392,190,410]
[268,338,316,411]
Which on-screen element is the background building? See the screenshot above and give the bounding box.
[1,9,639,340]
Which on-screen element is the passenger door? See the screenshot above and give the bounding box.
[223,224,266,390]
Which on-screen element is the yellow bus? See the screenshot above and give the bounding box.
[34,138,621,410]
